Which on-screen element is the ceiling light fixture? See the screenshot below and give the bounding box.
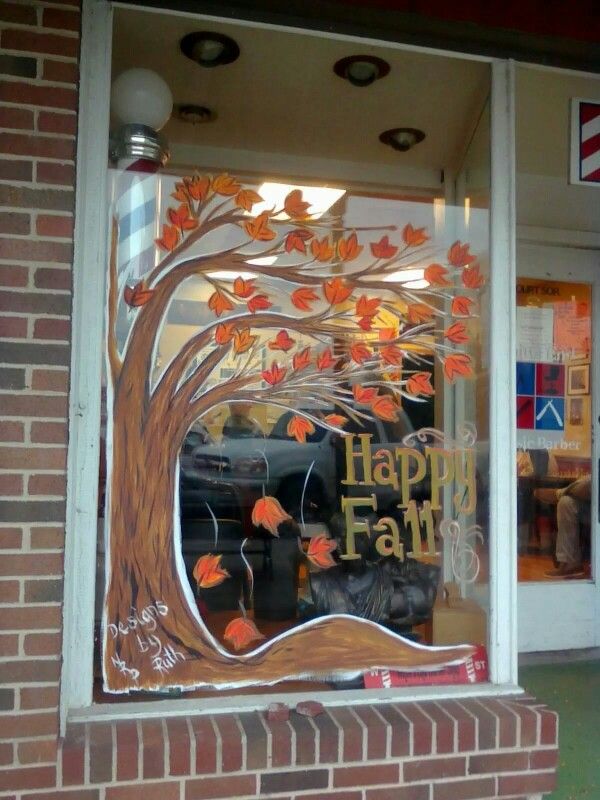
[333,55,390,87]
[180,32,240,68]
[175,104,216,124]
[379,127,426,152]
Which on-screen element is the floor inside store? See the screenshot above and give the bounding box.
[519,654,600,799]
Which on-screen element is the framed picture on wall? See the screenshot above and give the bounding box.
[568,397,584,426]
[567,363,589,395]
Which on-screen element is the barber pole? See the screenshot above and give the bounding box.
[570,99,600,186]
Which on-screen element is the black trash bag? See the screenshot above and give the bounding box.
[309,561,393,622]
[382,557,441,627]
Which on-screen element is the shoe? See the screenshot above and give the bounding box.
[544,563,584,579]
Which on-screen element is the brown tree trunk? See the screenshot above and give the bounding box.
[103,348,474,693]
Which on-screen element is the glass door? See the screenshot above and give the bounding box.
[517,243,599,651]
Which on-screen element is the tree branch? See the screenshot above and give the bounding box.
[107,217,122,383]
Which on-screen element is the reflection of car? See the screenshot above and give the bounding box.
[186,408,418,521]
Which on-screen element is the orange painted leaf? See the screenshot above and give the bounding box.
[284,189,311,218]
[371,394,398,422]
[311,236,335,262]
[212,173,240,196]
[251,495,290,536]
[233,276,256,298]
[406,372,435,396]
[192,554,229,589]
[444,321,468,344]
[378,327,396,341]
[338,233,363,262]
[358,316,374,331]
[356,295,381,317]
[247,294,272,313]
[323,276,353,305]
[402,223,429,247]
[215,322,236,344]
[461,264,484,289]
[291,286,319,311]
[224,617,265,651]
[285,228,313,254]
[155,223,179,252]
[287,415,315,443]
[443,353,473,382]
[316,348,335,370]
[124,281,154,307]
[184,174,211,202]
[262,362,286,386]
[268,329,295,352]
[353,385,378,404]
[324,413,347,428]
[380,344,403,366]
[424,263,451,286]
[292,346,311,371]
[370,235,398,259]
[235,188,262,211]
[447,240,476,268]
[170,182,188,203]
[307,534,337,569]
[208,290,234,317]
[167,203,198,231]
[407,303,435,324]
[244,211,276,242]
[451,296,474,317]
[350,342,372,364]
[233,327,256,354]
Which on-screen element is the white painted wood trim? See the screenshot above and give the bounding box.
[60,0,113,734]
[517,225,600,250]
[488,59,518,685]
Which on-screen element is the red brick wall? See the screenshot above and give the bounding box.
[0,2,559,798]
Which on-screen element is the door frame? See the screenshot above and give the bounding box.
[516,236,600,652]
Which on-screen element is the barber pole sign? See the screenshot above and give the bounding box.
[570,98,600,186]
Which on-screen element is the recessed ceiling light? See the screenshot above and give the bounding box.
[379,127,426,152]
[174,104,216,124]
[333,55,390,87]
[180,32,240,68]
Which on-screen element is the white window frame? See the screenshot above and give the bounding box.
[61,0,518,731]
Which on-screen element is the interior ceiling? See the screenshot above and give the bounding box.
[111,8,490,176]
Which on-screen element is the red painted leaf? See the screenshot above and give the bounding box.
[268,330,295,352]
[338,233,363,262]
[370,235,397,259]
[424,263,451,287]
[350,342,372,364]
[247,294,272,313]
[323,413,347,428]
[233,276,256,298]
[406,372,435,396]
[316,348,335,370]
[124,281,154,307]
[251,495,290,535]
[461,264,484,289]
[208,290,234,317]
[444,321,468,344]
[380,344,403,366]
[353,385,378,404]
[447,240,476,268]
[323,276,353,305]
[307,534,337,569]
[291,286,319,311]
[215,322,236,344]
[451,296,474,316]
[262,362,286,386]
[285,228,313,254]
[311,236,335,262]
[358,316,374,331]
[292,346,311,371]
[356,295,381,318]
[287,415,315,443]
[443,353,473,382]
[167,203,198,231]
[155,223,179,252]
[193,554,229,589]
[224,617,264,651]
[184,174,211,202]
[402,223,429,247]
[371,394,398,422]
[407,303,435,324]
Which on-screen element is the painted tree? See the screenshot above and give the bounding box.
[104,171,484,691]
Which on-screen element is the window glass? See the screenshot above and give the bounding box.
[97,9,491,699]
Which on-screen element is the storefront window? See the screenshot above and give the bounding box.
[96,9,491,698]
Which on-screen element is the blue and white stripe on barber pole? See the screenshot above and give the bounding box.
[115,158,160,287]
